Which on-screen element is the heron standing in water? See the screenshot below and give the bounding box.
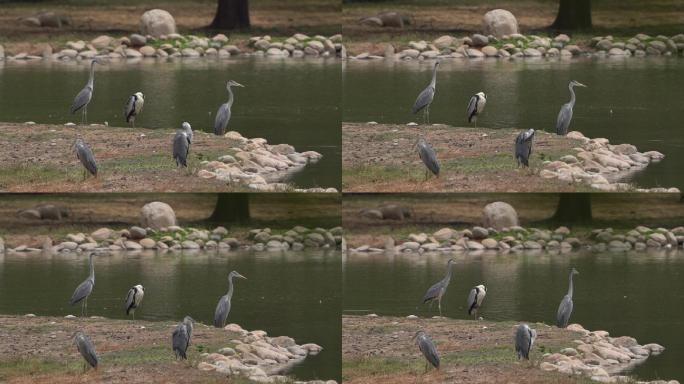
[413,330,440,372]
[415,137,440,180]
[412,61,439,124]
[556,80,587,135]
[213,271,247,328]
[69,253,95,316]
[73,331,98,372]
[70,59,102,125]
[421,258,455,317]
[74,138,98,180]
[515,129,535,168]
[557,268,579,328]
[515,323,537,360]
[214,80,245,136]
[124,92,145,127]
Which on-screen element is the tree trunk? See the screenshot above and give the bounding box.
[210,0,250,30]
[208,193,250,223]
[551,0,592,30]
[551,193,593,224]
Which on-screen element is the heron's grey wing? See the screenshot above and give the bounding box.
[466,96,477,122]
[213,296,230,327]
[556,295,573,327]
[124,95,136,122]
[419,337,440,368]
[515,326,531,359]
[70,279,93,305]
[185,321,193,342]
[467,288,477,314]
[71,86,92,114]
[125,288,135,314]
[214,103,231,135]
[77,145,98,176]
[173,133,188,167]
[418,144,440,176]
[556,104,573,135]
[412,86,434,114]
[77,335,98,368]
[422,280,444,303]
[172,324,189,359]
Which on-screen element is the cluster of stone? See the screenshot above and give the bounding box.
[197,323,333,384]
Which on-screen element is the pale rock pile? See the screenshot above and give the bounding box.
[199,131,335,192]
[540,324,672,384]
[541,131,675,193]
[198,323,333,384]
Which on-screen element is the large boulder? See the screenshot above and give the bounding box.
[140,202,177,229]
[482,202,519,230]
[482,9,519,38]
[140,9,177,37]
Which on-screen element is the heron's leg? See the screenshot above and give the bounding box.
[84,106,88,125]
[426,106,430,125]
[84,296,88,317]
[438,299,442,317]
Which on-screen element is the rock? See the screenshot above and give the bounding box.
[140,202,176,230]
[471,34,489,47]
[481,238,498,249]
[139,238,156,249]
[471,226,489,240]
[482,9,519,37]
[481,45,498,57]
[482,202,518,230]
[433,228,454,241]
[181,240,200,249]
[140,9,177,37]
[91,228,113,241]
[129,33,147,47]
[523,48,542,57]
[91,35,113,49]
[181,48,200,57]
[125,48,142,58]
[129,226,147,240]
[433,35,456,49]
[139,46,156,57]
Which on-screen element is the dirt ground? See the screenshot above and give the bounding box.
[342,315,588,384]
[0,122,274,192]
[0,0,340,53]
[342,0,684,54]
[0,314,247,384]
[343,122,588,193]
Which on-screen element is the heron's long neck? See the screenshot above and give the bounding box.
[430,65,438,87]
[226,276,235,298]
[227,86,235,107]
[568,84,576,107]
[443,263,453,283]
[87,62,96,88]
[567,272,574,298]
[89,256,95,282]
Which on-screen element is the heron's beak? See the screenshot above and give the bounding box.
[577,82,587,87]
[235,82,245,87]
[236,273,247,280]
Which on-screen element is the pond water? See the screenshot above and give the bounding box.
[0,249,341,381]
[0,58,341,189]
[343,250,684,381]
[343,58,684,191]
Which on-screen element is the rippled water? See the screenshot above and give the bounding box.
[0,249,342,381]
[343,250,684,381]
[0,58,341,189]
[343,57,684,191]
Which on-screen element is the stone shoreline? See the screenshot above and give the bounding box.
[0,224,343,254]
[348,32,684,60]
[0,32,344,62]
[347,224,684,254]
[198,323,333,384]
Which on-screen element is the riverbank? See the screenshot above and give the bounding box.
[0,122,333,193]
[0,314,330,384]
[0,221,342,254]
[342,123,672,193]
[346,223,684,254]
[342,315,670,384]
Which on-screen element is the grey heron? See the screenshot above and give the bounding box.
[172,316,195,360]
[214,80,245,136]
[124,92,145,127]
[124,284,145,320]
[515,323,537,360]
[69,253,95,317]
[466,91,487,125]
[556,268,579,328]
[412,61,439,124]
[556,80,587,135]
[413,330,440,372]
[73,331,98,371]
[466,284,486,317]
[213,271,247,328]
[172,122,193,168]
[70,59,102,125]
[415,137,440,180]
[421,258,455,317]
[515,129,535,167]
[74,138,98,179]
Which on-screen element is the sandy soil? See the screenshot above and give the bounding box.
[0,122,276,192]
[342,315,585,384]
[0,314,242,384]
[342,122,587,193]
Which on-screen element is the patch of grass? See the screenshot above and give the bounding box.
[0,164,70,187]
[343,356,418,380]
[0,358,76,379]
